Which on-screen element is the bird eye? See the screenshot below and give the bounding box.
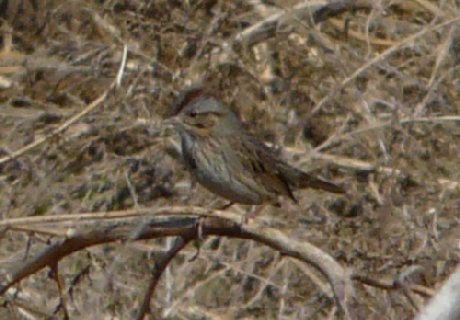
[189,111,197,118]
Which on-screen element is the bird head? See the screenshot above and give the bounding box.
[165,87,241,137]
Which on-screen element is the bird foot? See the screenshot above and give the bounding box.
[217,201,234,210]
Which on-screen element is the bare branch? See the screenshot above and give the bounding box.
[136,236,191,320]
[49,262,70,319]
[0,213,354,318]
[352,273,434,297]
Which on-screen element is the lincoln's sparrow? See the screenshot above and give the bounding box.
[165,87,344,206]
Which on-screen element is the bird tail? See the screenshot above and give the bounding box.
[299,174,345,194]
[277,162,345,194]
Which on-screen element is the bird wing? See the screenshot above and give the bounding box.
[235,133,298,203]
[241,133,345,196]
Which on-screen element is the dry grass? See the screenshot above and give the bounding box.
[0,0,459,319]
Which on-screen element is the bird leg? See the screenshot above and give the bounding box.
[241,205,265,224]
[189,216,206,261]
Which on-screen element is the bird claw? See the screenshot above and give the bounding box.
[188,217,206,262]
[188,240,201,262]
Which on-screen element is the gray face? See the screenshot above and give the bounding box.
[174,95,242,138]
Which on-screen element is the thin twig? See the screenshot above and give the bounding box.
[234,0,366,47]
[0,205,241,228]
[136,236,191,320]
[315,115,460,151]
[309,16,460,116]
[116,44,128,87]
[0,43,132,165]
[352,273,435,298]
[0,84,114,165]
[49,262,70,319]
